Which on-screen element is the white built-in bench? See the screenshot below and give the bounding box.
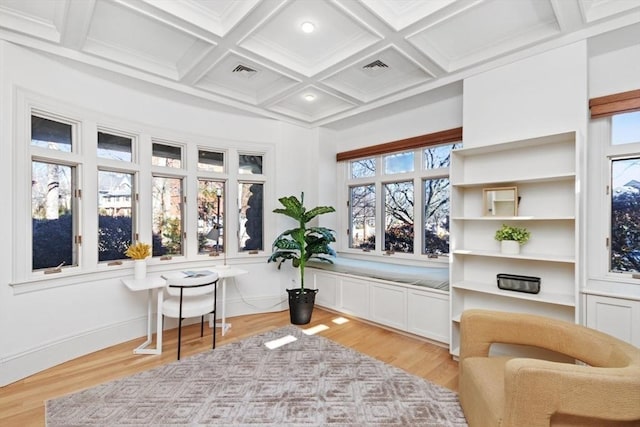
[305,256,450,345]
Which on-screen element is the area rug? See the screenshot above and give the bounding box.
[46,326,467,426]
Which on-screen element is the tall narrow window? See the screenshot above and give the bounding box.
[98,170,134,262]
[423,178,451,255]
[238,182,263,251]
[608,110,640,274]
[349,184,375,249]
[152,176,183,256]
[198,180,224,254]
[384,181,414,253]
[422,142,459,255]
[31,161,76,270]
[610,156,640,273]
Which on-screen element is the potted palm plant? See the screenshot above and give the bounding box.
[268,192,336,324]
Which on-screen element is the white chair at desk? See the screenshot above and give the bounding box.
[162,272,219,360]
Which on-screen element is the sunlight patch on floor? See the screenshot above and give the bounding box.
[264,335,297,349]
[332,317,349,325]
[302,324,330,335]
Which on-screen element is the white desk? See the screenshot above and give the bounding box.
[121,276,166,355]
[122,266,248,355]
[207,266,248,335]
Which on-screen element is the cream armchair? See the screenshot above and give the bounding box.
[458,309,640,427]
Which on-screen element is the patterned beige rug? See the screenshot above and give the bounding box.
[46,325,467,426]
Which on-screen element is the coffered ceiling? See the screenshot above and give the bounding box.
[1,0,639,128]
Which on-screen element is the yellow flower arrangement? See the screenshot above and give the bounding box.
[125,242,151,260]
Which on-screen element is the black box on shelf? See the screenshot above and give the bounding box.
[496,274,541,294]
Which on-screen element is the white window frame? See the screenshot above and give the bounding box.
[588,115,640,286]
[10,89,274,292]
[339,143,457,263]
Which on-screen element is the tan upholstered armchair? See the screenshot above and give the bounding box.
[458,309,640,427]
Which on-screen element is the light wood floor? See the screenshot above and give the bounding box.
[0,308,459,426]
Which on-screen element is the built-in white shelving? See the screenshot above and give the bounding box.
[449,131,581,357]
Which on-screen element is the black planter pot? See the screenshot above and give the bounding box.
[287,288,319,325]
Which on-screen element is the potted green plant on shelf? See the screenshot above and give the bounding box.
[495,224,530,255]
[268,192,336,325]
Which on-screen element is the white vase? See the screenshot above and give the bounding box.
[134,259,147,280]
[501,240,520,255]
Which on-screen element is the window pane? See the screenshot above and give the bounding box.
[351,158,375,178]
[98,171,133,262]
[31,161,75,270]
[384,181,414,253]
[238,182,263,251]
[31,116,72,152]
[612,111,640,145]
[610,157,640,273]
[384,151,414,174]
[198,149,224,173]
[423,178,451,255]
[349,185,375,249]
[152,143,182,168]
[424,143,462,169]
[98,132,132,161]
[152,176,183,256]
[198,180,224,255]
[239,154,263,175]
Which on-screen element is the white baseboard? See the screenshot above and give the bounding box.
[0,296,287,387]
[0,316,148,387]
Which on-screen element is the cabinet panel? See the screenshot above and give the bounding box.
[586,295,640,347]
[339,277,370,318]
[312,271,338,309]
[408,289,449,343]
[370,283,406,330]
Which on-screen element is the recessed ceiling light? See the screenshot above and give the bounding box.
[301,21,315,33]
[304,93,316,102]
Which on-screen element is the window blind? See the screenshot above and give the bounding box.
[589,89,640,119]
[336,127,463,162]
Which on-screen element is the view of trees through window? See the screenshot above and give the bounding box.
[31,114,77,270]
[152,176,183,256]
[610,111,640,273]
[198,180,224,255]
[347,142,460,255]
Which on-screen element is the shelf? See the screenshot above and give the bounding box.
[452,249,574,263]
[452,132,575,157]
[452,172,575,188]
[451,280,575,307]
[451,216,575,221]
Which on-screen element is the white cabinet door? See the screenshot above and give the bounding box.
[586,295,640,347]
[370,283,406,330]
[408,289,450,344]
[339,277,370,318]
[312,271,338,309]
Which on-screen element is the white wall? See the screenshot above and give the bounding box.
[588,23,640,98]
[0,41,314,386]
[463,41,589,147]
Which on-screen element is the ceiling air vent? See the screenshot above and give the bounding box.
[232,64,258,78]
[361,59,389,76]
